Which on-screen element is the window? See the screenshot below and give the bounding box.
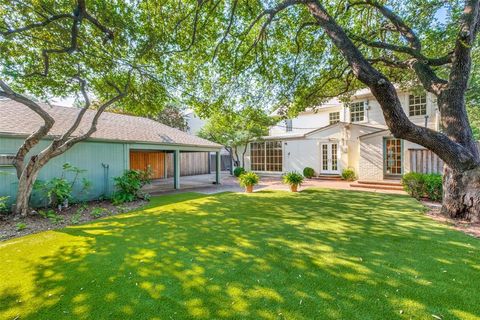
[0,154,15,166]
[285,119,293,132]
[349,102,365,122]
[409,94,427,116]
[250,141,282,172]
[329,112,340,125]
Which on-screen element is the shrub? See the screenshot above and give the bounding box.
[283,172,304,186]
[90,207,108,218]
[233,167,246,177]
[0,196,9,213]
[113,169,151,204]
[47,177,73,207]
[16,222,27,231]
[341,168,356,181]
[238,172,259,187]
[424,174,443,201]
[39,209,64,225]
[303,167,315,178]
[401,172,425,199]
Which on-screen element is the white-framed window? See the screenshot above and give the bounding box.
[0,154,15,166]
[349,102,365,123]
[285,119,293,132]
[250,141,282,172]
[329,112,340,125]
[409,94,427,116]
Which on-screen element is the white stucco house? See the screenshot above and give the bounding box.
[239,88,441,182]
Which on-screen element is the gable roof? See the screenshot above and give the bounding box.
[0,99,221,148]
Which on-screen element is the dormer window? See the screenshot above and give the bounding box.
[285,119,293,132]
[329,112,340,125]
[349,102,365,123]
[409,94,427,116]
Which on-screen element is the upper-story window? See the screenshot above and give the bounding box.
[329,112,340,125]
[0,154,15,166]
[350,102,365,123]
[285,119,293,132]
[409,94,427,116]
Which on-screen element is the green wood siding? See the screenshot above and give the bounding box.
[0,137,127,206]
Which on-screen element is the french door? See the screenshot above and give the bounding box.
[321,143,339,174]
[384,138,403,176]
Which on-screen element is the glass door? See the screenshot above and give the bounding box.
[384,138,403,176]
[321,143,339,174]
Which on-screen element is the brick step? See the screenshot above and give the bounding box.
[357,180,402,186]
[311,175,343,181]
[350,182,404,191]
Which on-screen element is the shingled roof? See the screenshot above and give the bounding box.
[0,99,221,149]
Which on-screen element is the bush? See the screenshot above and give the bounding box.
[303,167,315,178]
[283,172,304,186]
[238,172,259,187]
[0,196,9,213]
[47,177,73,207]
[113,169,151,204]
[341,168,356,181]
[402,172,443,201]
[401,172,425,199]
[233,167,246,177]
[424,174,443,201]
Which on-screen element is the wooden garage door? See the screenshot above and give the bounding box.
[129,151,165,179]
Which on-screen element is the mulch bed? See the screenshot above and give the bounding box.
[0,199,147,241]
[422,200,480,238]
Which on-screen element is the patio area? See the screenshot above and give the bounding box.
[142,173,407,195]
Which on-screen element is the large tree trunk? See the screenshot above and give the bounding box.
[442,166,480,221]
[15,163,42,216]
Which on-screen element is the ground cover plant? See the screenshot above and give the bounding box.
[0,189,479,319]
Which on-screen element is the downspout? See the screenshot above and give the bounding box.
[102,163,110,196]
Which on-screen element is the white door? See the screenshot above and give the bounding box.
[321,143,339,174]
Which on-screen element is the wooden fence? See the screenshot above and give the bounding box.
[409,143,479,175]
[166,152,210,177]
[408,149,444,174]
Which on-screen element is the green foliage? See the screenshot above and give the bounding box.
[303,167,315,179]
[198,107,276,165]
[282,172,304,186]
[47,178,73,206]
[90,207,108,218]
[233,167,246,177]
[39,209,64,225]
[402,173,442,201]
[71,213,81,225]
[15,222,27,231]
[402,173,426,200]
[113,169,151,204]
[0,196,9,213]
[341,168,357,182]
[238,172,260,187]
[424,174,443,201]
[32,163,90,208]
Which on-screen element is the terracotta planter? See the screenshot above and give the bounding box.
[290,184,298,192]
[245,185,254,193]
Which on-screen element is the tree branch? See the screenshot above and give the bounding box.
[0,80,55,178]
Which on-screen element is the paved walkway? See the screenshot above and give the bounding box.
[146,173,406,195]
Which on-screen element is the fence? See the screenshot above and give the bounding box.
[166,152,210,177]
[409,143,479,174]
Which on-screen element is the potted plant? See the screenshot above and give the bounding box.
[238,172,259,193]
[282,171,304,192]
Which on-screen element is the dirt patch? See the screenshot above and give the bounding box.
[423,201,480,238]
[0,199,147,241]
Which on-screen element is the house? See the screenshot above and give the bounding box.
[240,88,441,182]
[0,100,222,203]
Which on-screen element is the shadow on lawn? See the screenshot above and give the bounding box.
[2,189,480,319]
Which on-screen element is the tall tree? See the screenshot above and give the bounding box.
[0,1,179,215]
[166,0,480,220]
[198,107,275,168]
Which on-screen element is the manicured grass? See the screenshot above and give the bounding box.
[0,189,479,320]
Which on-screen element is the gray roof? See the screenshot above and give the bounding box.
[0,99,221,149]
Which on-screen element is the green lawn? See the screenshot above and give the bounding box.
[1,189,479,320]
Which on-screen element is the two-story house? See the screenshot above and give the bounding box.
[240,88,440,182]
